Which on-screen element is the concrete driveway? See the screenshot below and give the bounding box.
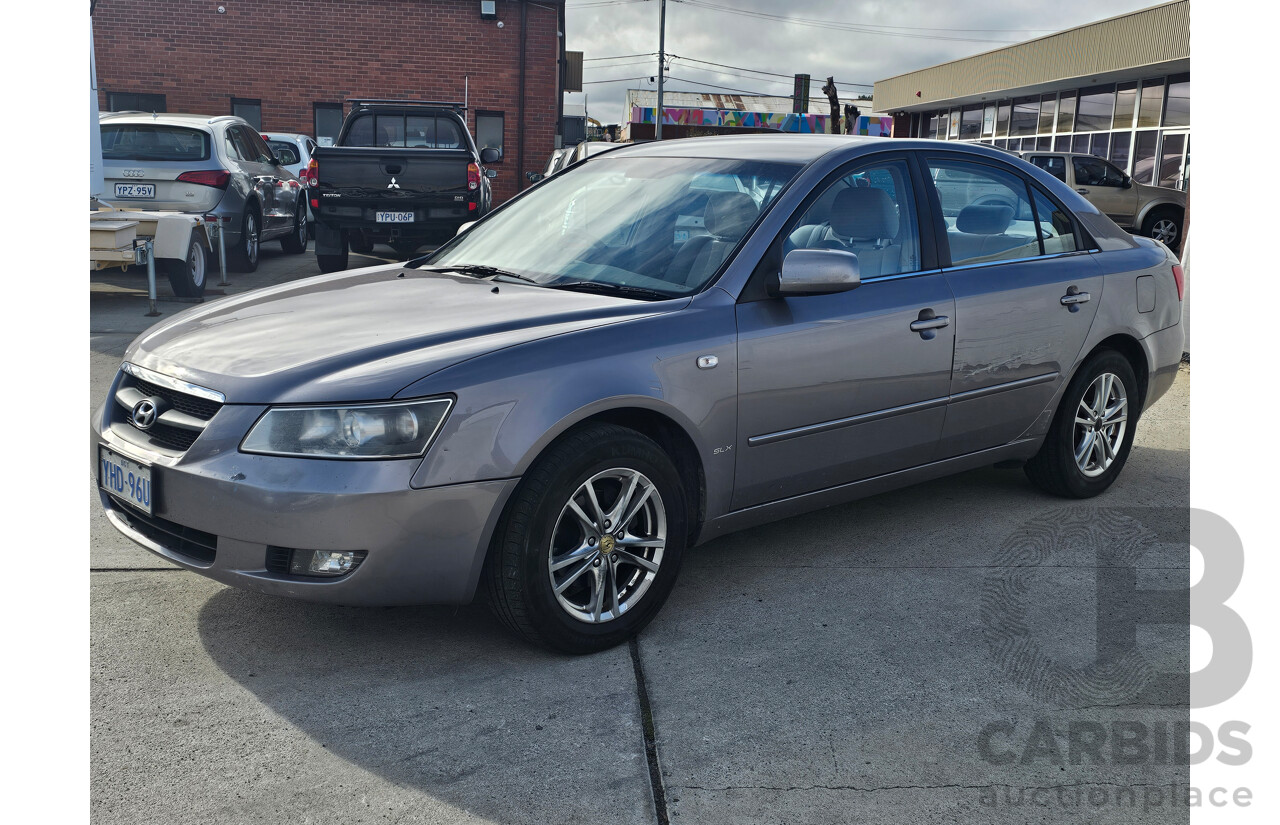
[91,246,1190,824]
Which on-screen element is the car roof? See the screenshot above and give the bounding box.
[261,132,312,142]
[600,134,1042,167]
[98,111,245,130]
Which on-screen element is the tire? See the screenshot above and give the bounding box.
[316,232,349,274]
[159,236,208,299]
[280,201,308,254]
[348,233,374,255]
[232,207,260,272]
[484,423,688,654]
[1025,350,1139,498]
[1141,207,1182,252]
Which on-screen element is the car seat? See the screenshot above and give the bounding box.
[664,192,759,286]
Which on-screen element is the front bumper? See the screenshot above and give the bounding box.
[92,403,518,605]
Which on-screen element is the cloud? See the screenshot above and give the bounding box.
[566,0,1158,125]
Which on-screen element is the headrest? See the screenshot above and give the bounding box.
[957,204,1013,235]
[829,187,899,240]
[704,192,759,240]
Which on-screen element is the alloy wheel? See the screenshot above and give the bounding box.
[1073,372,1128,477]
[1152,218,1178,246]
[547,467,667,624]
[245,213,259,263]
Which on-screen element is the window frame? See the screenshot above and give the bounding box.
[106,91,167,113]
[313,102,344,147]
[740,151,940,302]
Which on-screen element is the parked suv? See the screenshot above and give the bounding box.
[1022,151,1185,251]
[99,112,310,272]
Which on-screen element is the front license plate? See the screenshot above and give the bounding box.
[376,211,415,223]
[113,183,155,199]
[99,445,153,515]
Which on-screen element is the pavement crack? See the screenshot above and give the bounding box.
[628,637,670,825]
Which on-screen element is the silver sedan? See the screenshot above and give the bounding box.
[92,135,1183,653]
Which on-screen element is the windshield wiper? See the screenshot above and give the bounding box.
[549,281,675,301]
[418,264,537,283]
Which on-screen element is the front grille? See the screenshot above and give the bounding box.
[131,377,221,421]
[144,423,199,452]
[265,546,292,574]
[114,503,217,564]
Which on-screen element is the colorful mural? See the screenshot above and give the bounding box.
[630,106,829,133]
[852,116,894,138]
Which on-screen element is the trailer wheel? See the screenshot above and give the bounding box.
[160,236,208,299]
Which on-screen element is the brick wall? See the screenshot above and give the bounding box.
[93,0,562,204]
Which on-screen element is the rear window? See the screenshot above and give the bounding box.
[266,140,301,165]
[342,113,466,149]
[101,125,211,161]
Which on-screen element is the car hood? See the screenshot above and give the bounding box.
[125,264,685,404]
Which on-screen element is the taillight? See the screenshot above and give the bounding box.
[467,162,480,191]
[310,198,320,208]
[1172,264,1184,301]
[304,158,319,187]
[469,202,478,212]
[177,170,231,189]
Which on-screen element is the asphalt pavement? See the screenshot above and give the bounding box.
[90,244,1191,824]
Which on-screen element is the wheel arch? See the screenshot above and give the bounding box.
[1081,333,1151,413]
[1135,199,1184,229]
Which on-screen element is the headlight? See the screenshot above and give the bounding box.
[241,397,453,459]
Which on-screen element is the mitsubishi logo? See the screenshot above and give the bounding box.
[387,177,400,189]
[131,399,160,431]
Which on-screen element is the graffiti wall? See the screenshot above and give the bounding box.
[630,106,829,133]
[851,116,894,137]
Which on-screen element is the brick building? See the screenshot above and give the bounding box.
[92,0,565,204]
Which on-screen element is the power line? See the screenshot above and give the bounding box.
[676,0,1034,43]
[583,52,656,61]
[668,55,873,89]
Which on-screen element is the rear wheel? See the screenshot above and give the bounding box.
[232,208,260,272]
[1142,207,1182,252]
[316,232,349,274]
[280,201,308,254]
[160,236,208,299]
[485,423,687,654]
[1025,350,1138,498]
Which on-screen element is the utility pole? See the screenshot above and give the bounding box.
[656,0,666,140]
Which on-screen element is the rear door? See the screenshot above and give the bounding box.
[99,122,220,212]
[922,152,1104,457]
[733,154,955,509]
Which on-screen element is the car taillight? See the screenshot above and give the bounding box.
[177,170,231,189]
[304,158,319,187]
[1172,264,1184,301]
[311,198,320,208]
[467,162,480,191]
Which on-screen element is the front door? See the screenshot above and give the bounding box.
[1071,154,1139,227]
[733,156,955,510]
[922,153,1104,457]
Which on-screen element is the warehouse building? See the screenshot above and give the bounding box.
[874,0,1189,190]
[92,0,567,204]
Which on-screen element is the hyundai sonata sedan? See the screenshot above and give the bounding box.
[93,135,1183,653]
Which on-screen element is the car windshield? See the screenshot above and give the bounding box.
[426,156,799,298]
[101,124,211,161]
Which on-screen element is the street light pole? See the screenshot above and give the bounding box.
[656,0,666,140]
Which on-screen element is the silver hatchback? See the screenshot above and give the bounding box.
[93,136,1183,653]
[99,112,309,272]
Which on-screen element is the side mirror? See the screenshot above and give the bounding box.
[1121,174,1132,189]
[776,249,861,296]
[480,147,502,164]
[456,221,477,236]
[526,172,545,183]
[485,168,498,179]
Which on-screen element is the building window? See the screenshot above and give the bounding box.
[981,104,996,137]
[1071,134,1090,154]
[1053,135,1071,152]
[1132,130,1160,184]
[995,101,1011,137]
[960,107,982,140]
[1056,92,1076,134]
[1010,96,1038,136]
[1076,85,1115,132]
[1113,82,1137,130]
[231,97,262,130]
[1164,72,1190,128]
[1090,132,1111,160]
[948,109,961,139]
[1038,95,1056,135]
[1109,131,1133,174]
[1137,79,1164,129]
[106,91,166,113]
[314,102,343,147]
[475,110,505,161]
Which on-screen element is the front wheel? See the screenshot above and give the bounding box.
[159,236,208,299]
[484,423,687,654]
[1142,208,1182,252]
[1025,350,1139,498]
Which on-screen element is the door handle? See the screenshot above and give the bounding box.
[1060,291,1091,307]
[1076,187,1089,194]
[909,316,950,332]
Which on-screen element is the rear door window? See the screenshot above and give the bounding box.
[1072,156,1126,187]
[925,157,1042,266]
[100,125,211,161]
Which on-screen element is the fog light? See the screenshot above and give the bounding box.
[288,549,366,577]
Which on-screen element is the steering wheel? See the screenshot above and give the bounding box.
[971,194,1016,209]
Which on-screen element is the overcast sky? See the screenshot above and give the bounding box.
[564,0,1160,124]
